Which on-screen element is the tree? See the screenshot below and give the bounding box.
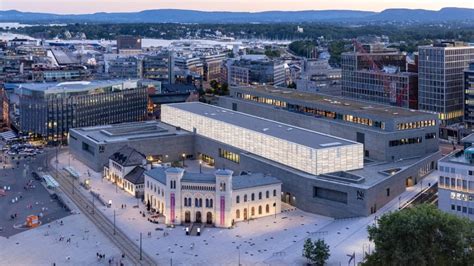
[364,204,474,266]
[303,238,330,265]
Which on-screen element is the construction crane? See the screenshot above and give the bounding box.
[351,39,412,108]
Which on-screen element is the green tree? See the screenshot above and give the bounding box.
[303,238,330,265]
[303,238,314,262]
[364,204,474,266]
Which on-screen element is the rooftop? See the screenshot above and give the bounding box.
[165,102,358,150]
[13,79,139,94]
[145,167,281,190]
[109,146,145,167]
[69,121,189,144]
[232,85,434,119]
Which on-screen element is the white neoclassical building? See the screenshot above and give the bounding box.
[144,168,282,228]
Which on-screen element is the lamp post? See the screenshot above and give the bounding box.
[237,245,241,266]
[139,232,143,261]
[199,160,202,173]
[181,153,186,168]
[113,209,116,235]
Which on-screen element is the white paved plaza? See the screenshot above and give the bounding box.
[50,150,439,265]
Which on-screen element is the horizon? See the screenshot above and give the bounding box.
[1,0,473,15]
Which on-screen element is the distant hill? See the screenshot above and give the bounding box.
[0,8,473,24]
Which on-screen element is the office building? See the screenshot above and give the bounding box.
[465,63,474,128]
[106,55,142,79]
[438,134,474,220]
[219,85,439,162]
[145,168,282,227]
[201,53,226,82]
[142,52,174,83]
[418,42,474,126]
[12,80,147,142]
[341,47,418,109]
[228,58,286,86]
[116,35,142,55]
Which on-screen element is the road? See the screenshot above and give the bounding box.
[44,149,156,265]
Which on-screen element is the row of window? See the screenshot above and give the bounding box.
[235,204,273,219]
[236,92,387,130]
[182,185,215,191]
[450,204,474,215]
[183,197,214,208]
[439,176,474,191]
[396,120,436,130]
[236,189,277,204]
[389,137,422,147]
[439,165,474,176]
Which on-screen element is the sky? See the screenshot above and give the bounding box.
[1,0,473,14]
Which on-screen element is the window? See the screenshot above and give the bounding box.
[266,204,270,213]
[469,170,473,176]
[451,204,455,210]
[273,189,277,197]
[195,198,199,207]
[457,205,461,211]
[209,199,213,208]
[462,206,467,213]
[258,205,262,214]
[218,148,240,164]
[205,199,209,208]
[266,191,269,198]
[386,188,390,197]
[251,207,255,216]
[236,195,240,204]
[199,198,202,207]
[258,192,262,200]
[236,209,240,219]
[251,193,255,201]
[244,194,247,202]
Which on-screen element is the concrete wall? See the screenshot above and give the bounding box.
[69,132,195,172]
[218,97,439,162]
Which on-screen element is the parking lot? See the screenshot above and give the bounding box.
[0,150,70,237]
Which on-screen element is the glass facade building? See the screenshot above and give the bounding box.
[418,42,474,125]
[15,80,147,142]
[161,102,364,175]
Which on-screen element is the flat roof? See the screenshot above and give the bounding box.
[69,121,189,144]
[232,85,434,119]
[13,79,139,94]
[165,102,358,150]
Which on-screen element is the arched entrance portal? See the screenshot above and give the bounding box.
[184,211,191,223]
[195,211,202,223]
[243,208,248,220]
[206,212,212,224]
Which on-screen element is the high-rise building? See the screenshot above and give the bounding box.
[341,46,418,109]
[11,80,147,142]
[464,63,474,128]
[418,42,474,126]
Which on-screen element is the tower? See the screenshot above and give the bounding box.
[164,167,184,225]
[215,169,233,228]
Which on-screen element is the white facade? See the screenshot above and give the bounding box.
[438,149,474,220]
[161,103,363,175]
[144,168,282,228]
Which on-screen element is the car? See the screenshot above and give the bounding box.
[32,171,41,180]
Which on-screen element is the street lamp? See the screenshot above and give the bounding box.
[199,160,202,173]
[181,153,186,167]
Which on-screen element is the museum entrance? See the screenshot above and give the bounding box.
[184,211,191,223]
[406,176,414,187]
[195,211,202,223]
